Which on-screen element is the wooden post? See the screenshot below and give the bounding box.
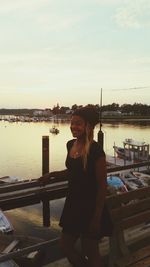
[42,196,50,227]
[98,129,104,150]
[98,88,104,151]
[42,136,50,227]
[42,136,49,176]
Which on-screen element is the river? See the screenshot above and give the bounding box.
[0,119,150,241]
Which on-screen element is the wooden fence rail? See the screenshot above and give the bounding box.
[0,161,149,225]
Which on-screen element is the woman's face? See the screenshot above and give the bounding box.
[70,115,86,138]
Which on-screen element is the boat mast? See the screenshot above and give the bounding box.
[98,88,104,150]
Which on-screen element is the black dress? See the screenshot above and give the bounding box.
[59,139,112,238]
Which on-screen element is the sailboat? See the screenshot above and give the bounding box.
[49,125,59,134]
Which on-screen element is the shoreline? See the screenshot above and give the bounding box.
[1,114,150,124]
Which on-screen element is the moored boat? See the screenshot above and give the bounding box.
[0,260,19,267]
[107,175,128,194]
[107,170,149,193]
[113,138,149,162]
[121,173,145,190]
[132,171,150,186]
[0,210,14,234]
[49,126,59,134]
[0,176,19,185]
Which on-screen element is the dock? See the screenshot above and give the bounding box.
[0,160,150,266]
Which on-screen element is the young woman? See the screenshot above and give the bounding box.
[40,106,112,267]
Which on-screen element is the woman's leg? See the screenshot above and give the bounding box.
[60,232,85,266]
[81,237,103,267]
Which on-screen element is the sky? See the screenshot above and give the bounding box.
[0,0,150,109]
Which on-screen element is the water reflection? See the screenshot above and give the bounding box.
[0,120,149,178]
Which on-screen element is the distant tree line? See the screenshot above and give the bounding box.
[52,103,150,116]
[100,103,150,115]
[0,103,150,116]
[0,109,38,116]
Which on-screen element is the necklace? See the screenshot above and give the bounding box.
[70,141,83,158]
[73,151,80,158]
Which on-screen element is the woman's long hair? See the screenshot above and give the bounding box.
[82,123,94,169]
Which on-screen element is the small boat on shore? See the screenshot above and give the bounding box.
[121,174,145,190]
[0,210,14,234]
[132,171,150,186]
[107,175,128,194]
[0,260,19,267]
[107,170,150,193]
[113,138,150,162]
[0,176,19,185]
[49,126,59,134]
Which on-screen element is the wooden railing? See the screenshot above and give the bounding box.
[0,161,149,225]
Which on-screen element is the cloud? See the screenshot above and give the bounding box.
[93,0,123,4]
[36,13,85,31]
[132,57,150,65]
[0,0,49,14]
[113,0,150,29]
[0,0,89,32]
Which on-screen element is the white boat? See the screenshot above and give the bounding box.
[113,138,150,162]
[113,146,125,159]
[0,260,19,267]
[0,176,19,184]
[49,126,59,134]
[132,171,150,186]
[119,171,147,190]
[0,210,14,234]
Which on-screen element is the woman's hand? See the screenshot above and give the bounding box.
[38,169,68,185]
[38,173,51,185]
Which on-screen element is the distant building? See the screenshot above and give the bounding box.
[33,109,53,117]
[102,111,122,117]
[65,109,73,114]
[121,112,134,116]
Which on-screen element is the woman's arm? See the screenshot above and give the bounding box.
[89,155,107,234]
[94,155,107,220]
[39,169,68,184]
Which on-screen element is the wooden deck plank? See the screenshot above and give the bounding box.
[43,258,71,267]
[116,244,150,267]
[129,257,150,267]
[128,245,150,264]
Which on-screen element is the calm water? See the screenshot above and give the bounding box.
[0,120,150,240]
